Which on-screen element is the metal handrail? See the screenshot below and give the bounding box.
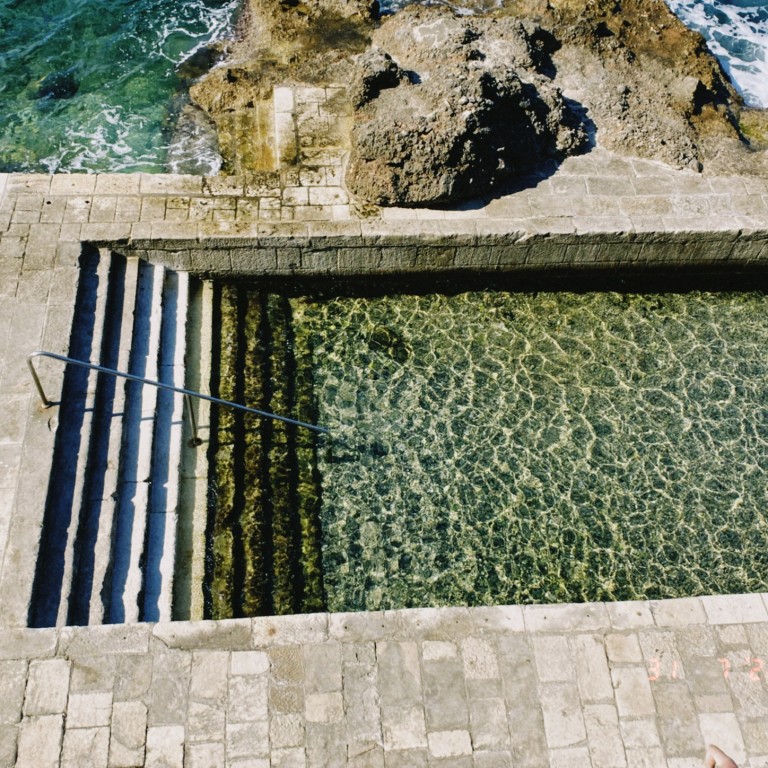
[27,350,330,439]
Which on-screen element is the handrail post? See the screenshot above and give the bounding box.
[27,356,51,408]
[184,395,203,447]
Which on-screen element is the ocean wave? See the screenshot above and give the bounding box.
[664,0,768,107]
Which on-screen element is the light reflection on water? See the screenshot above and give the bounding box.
[292,291,768,611]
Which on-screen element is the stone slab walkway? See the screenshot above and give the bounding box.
[1,596,767,767]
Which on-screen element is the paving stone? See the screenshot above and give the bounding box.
[228,674,269,723]
[271,746,307,768]
[652,682,703,757]
[572,633,613,703]
[619,718,661,749]
[110,701,147,768]
[539,682,586,749]
[0,659,26,723]
[305,691,344,723]
[532,635,573,683]
[698,713,746,764]
[524,602,609,633]
[548,746,591,768]
[611,666,655,718]
[605,634,642,664]
[625,747,666,768]
[186,741,226,767]
[347,740,385,767]
[145,725,184,768]
[584,704,626,767]
[226,721,269,761]
[702,593,768,624]
[231,650,270,676]
[303,642,342,692]
[114,654,154,701]
[61,726,110,768]
[468,697,510,751]
[422,658,469,731]
[24,657,70,715]
[461,637,499,680]
[0,724,17,766]
[67,690,113,727]
[189,651,229,703]
[16,714,64,768]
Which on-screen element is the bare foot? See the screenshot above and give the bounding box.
[705,744,739,768]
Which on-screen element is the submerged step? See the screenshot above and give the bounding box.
[206,285,324,620]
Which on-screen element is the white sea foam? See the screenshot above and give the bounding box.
[663,0,768,107]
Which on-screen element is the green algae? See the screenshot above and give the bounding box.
[207,286,324,619]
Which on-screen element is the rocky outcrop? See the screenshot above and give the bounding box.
[189,0,768,205]
[346,9,589,205]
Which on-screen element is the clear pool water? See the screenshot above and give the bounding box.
[290,290,768,611]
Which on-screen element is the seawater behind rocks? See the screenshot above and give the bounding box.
[0,0,236,172]
[288,291,768,612]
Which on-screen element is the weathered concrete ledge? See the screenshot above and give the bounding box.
[0,596,767,766]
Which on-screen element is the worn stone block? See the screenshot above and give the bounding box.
[611,667,655,717]
[24,658,70,715]
[186,742,226,767]
[381,704,427,751]
[231,650,270,676]
[67,691,113,728]
[272,747,307,768]
[461,637,499,680]
[145,725,184,768]
[189,651,229,703]
[572,633,613,704]
[227,721,269,761]
[652,682,703,757]
[698,713,745,764]
[305,692,343,723]
[0,659,26,724]
[532,635,573,683]
[110,700,147,768]
[422,659,468,731]
[427,729,472,758]
[549,747,592,768]
[303,642,342,692]
[16,714,63,768]
[114,654,153,701]
[61,726,109,768]
[584,704,625,767]
[702,594,768,624]
[468,697,509,750]
[539,682,586,749]
[619,718,661,749]
[524,602,609,633]
[605,633,642,664]
[227,675,269,723]
[186,701,225,743]
[651,597,707,627]
[0,724,17,767]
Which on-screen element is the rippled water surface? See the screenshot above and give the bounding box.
[0,0,236,172]
[291,291,768,611]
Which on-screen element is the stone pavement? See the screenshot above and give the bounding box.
[2,85,768,766]
[0,596,767,767]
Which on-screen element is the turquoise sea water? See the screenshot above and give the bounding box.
[0,0,236,172]
[292,291,768,611]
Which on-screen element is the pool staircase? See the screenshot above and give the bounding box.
[28,254,326,627]
[206,284,325,620]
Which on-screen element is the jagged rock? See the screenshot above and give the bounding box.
[36,68,79,100]
[346,7,589,205]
